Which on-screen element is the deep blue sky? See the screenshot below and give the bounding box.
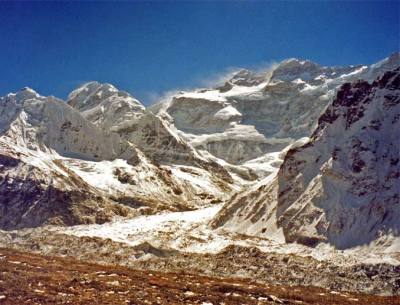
[0,1,398,105]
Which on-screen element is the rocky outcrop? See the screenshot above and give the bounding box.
[212,69,400,249]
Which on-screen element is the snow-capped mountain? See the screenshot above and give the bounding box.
[0,55,399,297]
[154,53,399,168]
[211,68,400,250]
[0,85,235,229]
[0,53,398,241]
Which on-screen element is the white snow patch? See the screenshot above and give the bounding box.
[67,158,131,192]
[221,82,268,97]
[179,90,226,102]
[214,105,242,120]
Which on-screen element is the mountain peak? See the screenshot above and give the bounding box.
[278,57,321,69]
[279,57,320,67]
[67,81,117,103]
[271,58,327,82]
[67,81,143,112]
[14,87,40,101]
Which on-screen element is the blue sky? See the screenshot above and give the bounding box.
[0,1,398,105]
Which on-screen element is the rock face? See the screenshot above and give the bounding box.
[155,53,399,165]
[0,85,234,230]
[212,69,400,249]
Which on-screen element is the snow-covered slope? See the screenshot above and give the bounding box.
[211,68,400,250]
[0,140,134,229]
[0,86,236,230]
[154,53,399,166]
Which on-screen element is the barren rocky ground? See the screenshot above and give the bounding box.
[1,229,399,296]
[0,248,399,305]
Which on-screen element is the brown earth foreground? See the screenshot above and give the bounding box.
[0,248,398,305]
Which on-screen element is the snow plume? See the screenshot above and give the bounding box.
[147,67,243,105]
[146,89,185,109]
[252,61,279,82]
[198,66,243,88]
[147,61,279,105]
